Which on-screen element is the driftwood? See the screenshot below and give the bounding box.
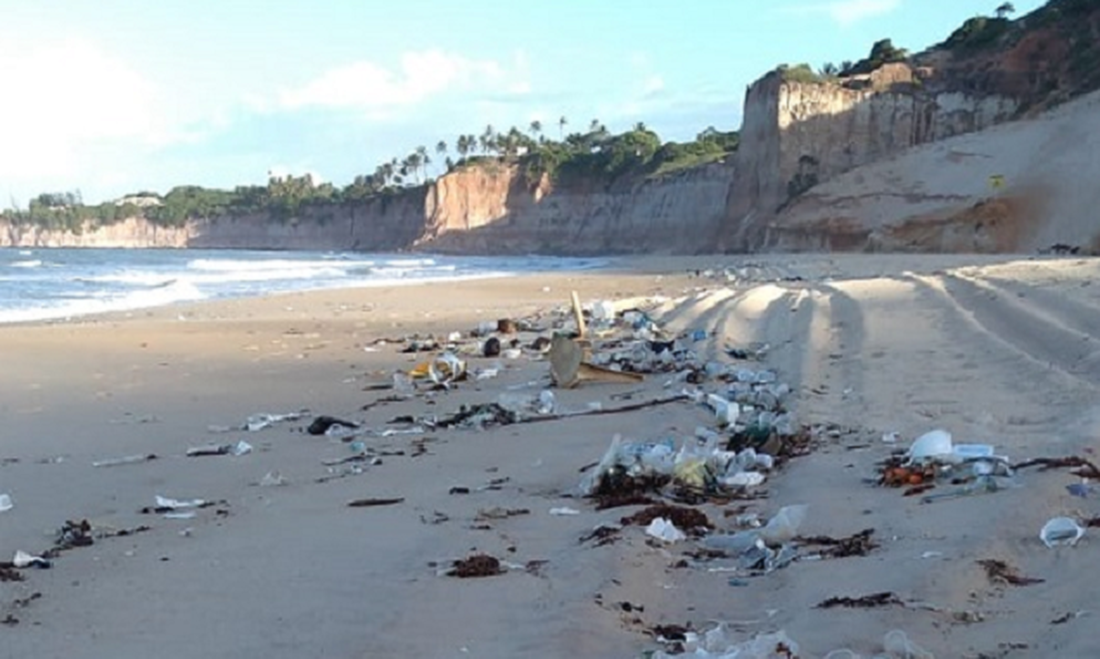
[1011,456,1100,479]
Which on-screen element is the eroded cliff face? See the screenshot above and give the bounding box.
[0,162,734,255]
[1,217,191,248]
[725,64,1019,250]
[416,161,734,255]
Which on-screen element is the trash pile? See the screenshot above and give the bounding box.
[873,429,1015,503]
[649,625,934,659]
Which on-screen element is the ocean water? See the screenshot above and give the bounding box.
[0,248,607,324]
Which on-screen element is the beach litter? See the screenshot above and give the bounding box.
[11,550,51,569]
[0,493,13,513]
[549,506,580,516]
[307,415,360,436]
[651,624,800,659]
[257,471,288,487]
[210,410,307,433]
[549,335,645,388]
[92,453,158,468]
[645,518,687,543]
[186,440,253,457]
[1040,516,1085,548]
[874,429,1016,501]
[409,352,467,387]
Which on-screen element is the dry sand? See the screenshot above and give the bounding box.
[2,253,1100,658]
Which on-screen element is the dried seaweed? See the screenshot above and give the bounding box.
[977,559,1044,586]
[448,554,504,578]
[816,591,903,609]
[1011,456,1100,479]
[650,623,690,641]
[798,528,878,558]
[579,525,622,546]
[347,497,404,508]
[621,504,713,534]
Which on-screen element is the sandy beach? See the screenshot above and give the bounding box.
[3,253,1100,658]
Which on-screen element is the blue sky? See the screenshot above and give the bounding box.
[0,0,1044,204]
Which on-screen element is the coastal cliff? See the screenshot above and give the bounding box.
[724,63,1019,250]
[417,161,733,254]
[0,161,733,254]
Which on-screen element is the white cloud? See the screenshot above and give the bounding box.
[642,76,666,96]
[279,50,528,113]
[783,0,901,26]
[0,38,170,181]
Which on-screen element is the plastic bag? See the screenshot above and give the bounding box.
[759,504,808,545]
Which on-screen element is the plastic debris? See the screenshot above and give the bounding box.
[307,415,359,436]
[0,493,12,513]
[410,352,467,385]
[907,429,953,464]
[549,507,581,516]
[645,517,687,543]
[258,471,288,487]
[1040,517,1085,548]
[164,511,197,520]
[653,624,799,659]
[155,495,206,509]
[92,454,157,468]
[244,411,307,432]
[186,440,252,457]
[1067,483,1092,498]
[13,550,51,569]
[759,505,808,545]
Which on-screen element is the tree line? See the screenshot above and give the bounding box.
[2,118,739,228]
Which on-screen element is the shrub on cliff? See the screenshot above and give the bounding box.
[841,39,909,76]
[942,16,1011,52]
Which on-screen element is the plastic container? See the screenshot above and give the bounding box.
[907,429,953,463]
[759,504,808,545]
[1040,516,1085,548]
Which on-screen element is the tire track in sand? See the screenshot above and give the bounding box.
[940,273,1100,387]
[903,273,1092,426]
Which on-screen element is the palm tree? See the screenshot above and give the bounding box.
[558,116,567,140]
[633,121,647,132]
[406,153,422,183]
[589,118,600,134]
[995,2,1015,18]
[455,135,469,158]
[482,125,496,156]
[529,120,542,141]
[435,140,447,157]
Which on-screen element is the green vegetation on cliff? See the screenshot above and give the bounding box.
[1,121,738,229]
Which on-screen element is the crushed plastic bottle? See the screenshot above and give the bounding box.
[1040,516,1085,548]
[882,629,934,658]
[0,493,12,513]
[646,517,687,543]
